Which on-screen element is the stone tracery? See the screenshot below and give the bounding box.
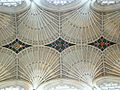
[0,0,120,90]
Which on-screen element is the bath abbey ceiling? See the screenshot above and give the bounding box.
[0,0,120,90]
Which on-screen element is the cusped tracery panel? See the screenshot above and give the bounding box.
[61,45,103,85]
[0,47,16,82]
[0,13,16,46]
[104,44,120,77]
[18,3,59,45]
[18,46,60,89]
[61,1,101,44]
[103,11,120,43]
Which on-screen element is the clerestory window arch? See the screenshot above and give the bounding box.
[96,0,120,5]
[0,0,24,7]
[46,0,76,5]
[0,86,24,90]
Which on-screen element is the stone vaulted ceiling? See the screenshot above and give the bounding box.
[0,0,120,90]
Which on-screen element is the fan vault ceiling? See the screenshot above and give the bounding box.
[0,0,120,90]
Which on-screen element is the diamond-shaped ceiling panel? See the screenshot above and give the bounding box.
[45,38,75,52]
[3,39,31,53]
[88,36,116,51]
